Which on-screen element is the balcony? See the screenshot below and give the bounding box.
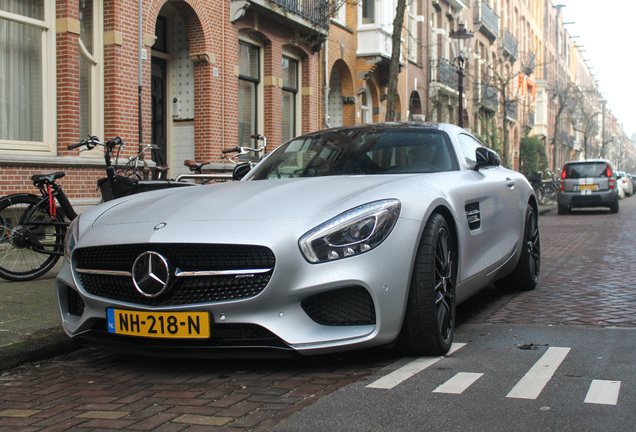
[430,58,459,91]
[231,0,330,35]
[357,25,393,59]
[474,0,499,42]
[480,83,498,111]
[523,51,536,75]
[503,29,518,61]
[505,100,518,121]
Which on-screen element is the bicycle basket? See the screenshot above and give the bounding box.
[97,175,137,201]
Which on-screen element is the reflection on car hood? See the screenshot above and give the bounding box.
[90,176,409,227]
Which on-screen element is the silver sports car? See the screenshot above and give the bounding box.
[57,123,540,357]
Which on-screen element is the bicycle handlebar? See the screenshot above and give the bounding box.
[222,147,241,154]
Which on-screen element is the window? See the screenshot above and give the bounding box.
[333,0,346,25]
[238,41,260,147]
[79,0,103,140]
[406,2,417,62]
[282,56,298,142]
[361,0,374,24]
[0,0,54,151]
[458,134,484,168]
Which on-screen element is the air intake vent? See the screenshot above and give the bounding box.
[465,203,481,230]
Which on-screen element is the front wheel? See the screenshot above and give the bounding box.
[0,194,64,282]
[398,213,456,356]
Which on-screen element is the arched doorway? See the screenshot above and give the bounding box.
[151,1,199,178]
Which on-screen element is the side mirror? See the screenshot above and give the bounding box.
[473,147,501,171]
[232,162,251,181]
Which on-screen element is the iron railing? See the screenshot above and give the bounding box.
[268,0,331,30]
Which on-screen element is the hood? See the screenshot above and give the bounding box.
[89,176,410,228]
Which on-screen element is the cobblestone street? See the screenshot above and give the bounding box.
[2,199,635,431]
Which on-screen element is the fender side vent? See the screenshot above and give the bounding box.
[465,203,481,230]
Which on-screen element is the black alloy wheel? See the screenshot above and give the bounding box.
[399,213,456,356]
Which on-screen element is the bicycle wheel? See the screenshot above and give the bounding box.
[0,194,64,282]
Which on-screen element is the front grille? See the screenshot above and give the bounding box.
[75,244,275,271]
[74,244,275,306]
[302,286,376,326]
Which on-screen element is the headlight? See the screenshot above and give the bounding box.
[64,216,79,262]
[299,199,401,263]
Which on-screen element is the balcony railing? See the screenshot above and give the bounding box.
[474,0,499,42]
[268,0,330,29]
[430,58,459,91]
[231,0,330,33]
[480,83,498,111]
[523,51,536,74]
[503,29,518,61]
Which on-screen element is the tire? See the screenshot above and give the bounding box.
[0,194,64,282]
[557,203,569,215]
[498,204,540,291]
[399,213,456,356]
[610,198,619,214]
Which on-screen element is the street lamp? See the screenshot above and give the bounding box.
[450,23,474,128]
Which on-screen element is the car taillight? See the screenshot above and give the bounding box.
[606,164,615,189]
[559,178,564,191]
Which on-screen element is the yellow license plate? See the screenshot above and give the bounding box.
[575,184,598,191]
[107,309,210,339]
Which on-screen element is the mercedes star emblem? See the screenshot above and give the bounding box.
[132,251,170,298]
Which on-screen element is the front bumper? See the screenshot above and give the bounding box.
[56,219,421,357]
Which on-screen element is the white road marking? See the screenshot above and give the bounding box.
[366,343,466,390]
[506,347,571,400]
[433,372,484,394]
[584,380,621,405]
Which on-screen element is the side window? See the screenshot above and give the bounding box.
[458,134,483,169]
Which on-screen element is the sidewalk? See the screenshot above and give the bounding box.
[0,204,556,371]
[0,262,79,370]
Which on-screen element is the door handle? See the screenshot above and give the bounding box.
[506,178,516,189]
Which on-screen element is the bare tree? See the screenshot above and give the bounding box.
[478,60,520,168]
[549,81,575,170]
[570,87,601,160]
[384,0,407,122]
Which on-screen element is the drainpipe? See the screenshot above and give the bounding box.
[323,39,330,129]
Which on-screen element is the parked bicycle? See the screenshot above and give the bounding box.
[0,136,192,282]
[175,134,268,183]
[221,134,268,180]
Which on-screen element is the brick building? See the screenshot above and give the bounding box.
[0,0,327,208]
[1,0,632,210]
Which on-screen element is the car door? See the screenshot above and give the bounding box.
[458,134,522,273]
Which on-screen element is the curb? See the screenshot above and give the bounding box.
[0,327,80,371]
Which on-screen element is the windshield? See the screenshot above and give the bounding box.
[247,128,458,180]
[564,162,610,179]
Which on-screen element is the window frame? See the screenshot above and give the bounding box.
[78,0,104,142]
[281,54,301,142]
[0,1,56,154]
[238,39,263,148]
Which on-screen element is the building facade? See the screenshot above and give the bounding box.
[1,0,632,207]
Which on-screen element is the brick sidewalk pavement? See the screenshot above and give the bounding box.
[1,199,635,431]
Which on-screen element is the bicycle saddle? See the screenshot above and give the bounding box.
[184,160,211,172]
[31,172,66,185]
